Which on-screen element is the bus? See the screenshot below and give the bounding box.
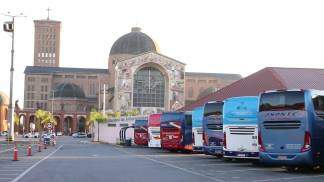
[134,119,148,146]
[148,114,162,148]
[258,89,324,168]
[160,112,193,151]
[202,101,224,156]
[192,106,204,152]
[223,96,259,159]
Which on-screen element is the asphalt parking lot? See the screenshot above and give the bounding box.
[113,146,324,182]
[0,136,323,182]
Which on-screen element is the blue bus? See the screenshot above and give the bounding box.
[192,106,204,152]
[160,112,193,151]
[258,89,324,169]
[202,101,224,156]
[223,96,259,159]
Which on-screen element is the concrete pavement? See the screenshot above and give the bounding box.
[0,136,323,182]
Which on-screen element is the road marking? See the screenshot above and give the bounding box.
[0,174,19,176]
[114,146,225,182]
[164,159,222,163]
[253,175,324,182]
[0,147,14,153]
[195,162,251,166]
[10,145,63,182]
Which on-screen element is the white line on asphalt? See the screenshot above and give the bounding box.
[10,145,63,182]
[140,156,225,182]
[0,147,14,153]
[253,175,324,182]
[0,174,19,176]
[113,147,225,182]
[195,162,251,166]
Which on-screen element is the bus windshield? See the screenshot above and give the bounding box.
[204,102,223,117]
[312,95,324,116]
[260,91,305,111]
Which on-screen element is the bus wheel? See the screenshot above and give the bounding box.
[286,166,299,172]
[169,149,178,153]
[223,158,232,162]
[312,165,321,172]
[252,160,261,166]
[215,154,223,159]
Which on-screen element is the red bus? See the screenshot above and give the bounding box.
[161,112,193,152]
[134,119,148,146]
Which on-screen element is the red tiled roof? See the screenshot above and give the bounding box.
[180,67,324,111]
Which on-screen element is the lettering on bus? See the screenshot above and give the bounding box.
[262,111,305,120]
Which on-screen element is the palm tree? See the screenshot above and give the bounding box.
[88,110,107,142]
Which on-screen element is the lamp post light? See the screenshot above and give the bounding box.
[2,12,26,141]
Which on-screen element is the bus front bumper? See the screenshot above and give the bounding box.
[193,146,204,152]
[203,146,223,155]
[259,151,313,166]
[224,150,259,159]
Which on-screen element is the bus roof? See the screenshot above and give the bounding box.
[134,119,148,127]
[161,112,189,123]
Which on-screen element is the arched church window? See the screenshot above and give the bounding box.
[133,67,165,107]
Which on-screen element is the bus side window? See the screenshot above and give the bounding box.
[312,95,324,119]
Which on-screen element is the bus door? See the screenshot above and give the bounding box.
[311,94,324,165]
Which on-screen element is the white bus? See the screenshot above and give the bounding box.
[192,106,204,152]
[223,96,259,159]
[148,114,162,148]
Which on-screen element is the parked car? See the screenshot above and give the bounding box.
[87,133,92,138]
[34,132,40,138]
[72,132,78,138]
[72,132,87,138]
[24,133,33,138]
[78,132,87,138]
[56,132,63,136]
[0,131,8,136]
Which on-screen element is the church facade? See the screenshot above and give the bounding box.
[19,19,241,135]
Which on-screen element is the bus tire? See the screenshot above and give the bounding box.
[286,166,299,172]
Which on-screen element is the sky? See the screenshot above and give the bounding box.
[1,0,324,105]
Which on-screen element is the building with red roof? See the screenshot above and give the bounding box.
[181,67,324,111]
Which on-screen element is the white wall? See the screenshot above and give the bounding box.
[92,121,134,144]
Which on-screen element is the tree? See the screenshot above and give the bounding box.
[88,109,107,142]
[35,109,56,133]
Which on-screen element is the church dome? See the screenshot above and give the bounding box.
[109,27,158,56]
[0,91,9,106]
[54,83,85,99]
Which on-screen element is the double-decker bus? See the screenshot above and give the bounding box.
[258,89,324,169]
[192,106,204,152]
[161,112,193,151]
[202,101,224,156]
[134,119,148,146]
[223,96,259,159]
[148,114,162,148]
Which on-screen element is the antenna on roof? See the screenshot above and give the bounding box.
[46,7,52,20]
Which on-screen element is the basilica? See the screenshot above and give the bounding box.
[18,18,241,135]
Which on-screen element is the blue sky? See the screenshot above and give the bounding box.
[1,0,324,104]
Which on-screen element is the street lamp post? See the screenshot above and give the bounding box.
[2,12,25,141]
